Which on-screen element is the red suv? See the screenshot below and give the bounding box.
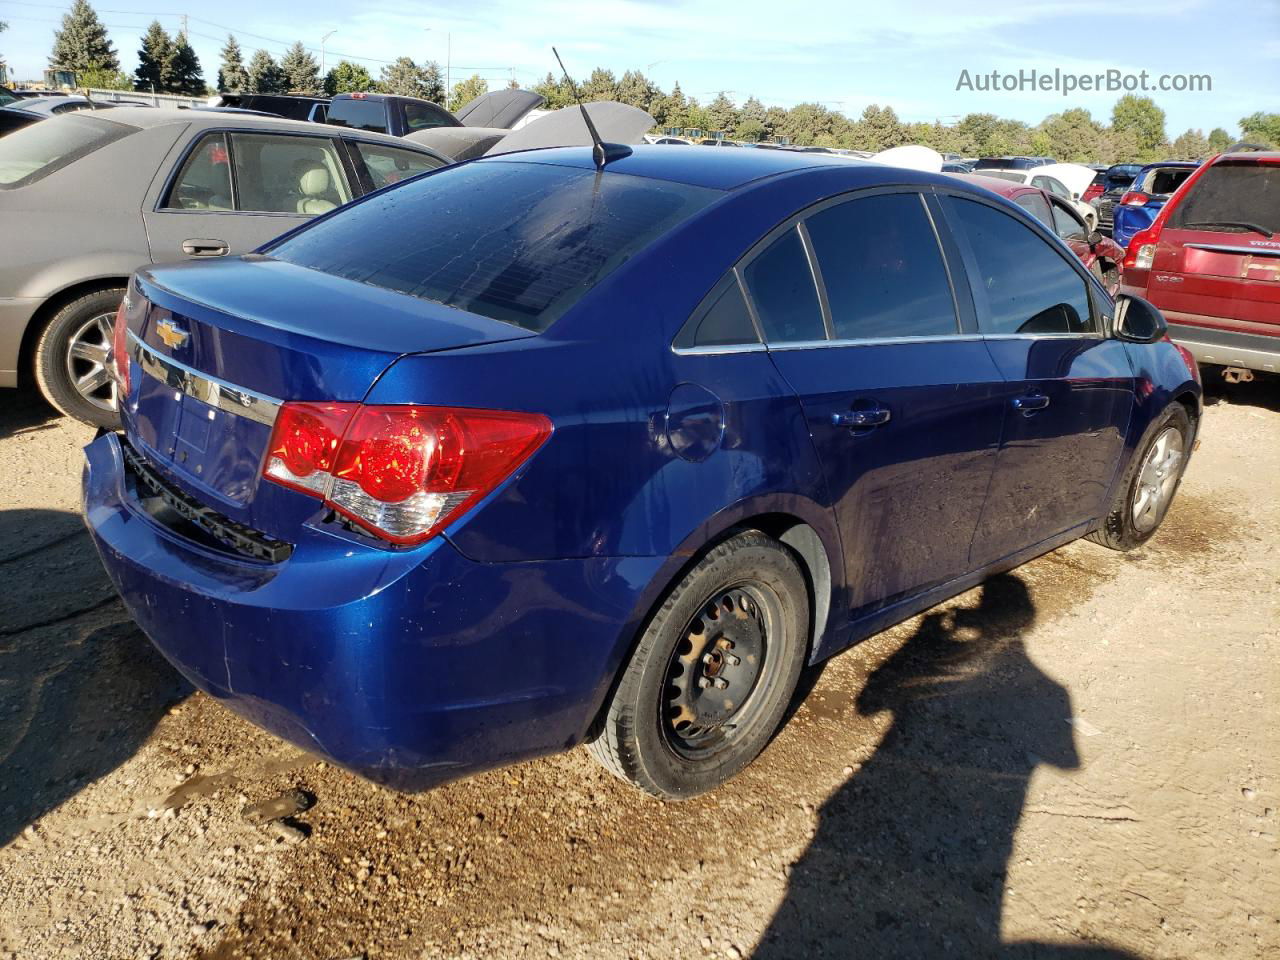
[1120,149,1279,376]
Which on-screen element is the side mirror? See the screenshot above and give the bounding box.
[1113,294,1168,343]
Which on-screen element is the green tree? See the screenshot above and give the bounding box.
[50,0,119,73]
[279,41,319,93]
[168,32,205,95]
[218,35,247,92]
[705,91,739,136]
[379,57,443,101]
[1038,107,1104,163]
[1170,128,1210,160]
[448,73,488,110]
[133,21,173,93]
[246,49,284,94]
[322,60,372,95]
[1207,127,1232,153]
[582,67,618,102]
[1111,95,1166,157]
[1239,111,1280,147]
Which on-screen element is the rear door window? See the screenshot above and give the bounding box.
[0,113,132,188]
[803,192,957,340]
[229,132,352,214]
[947,196,1093,336]
[326,98,387,134]
[741,227,826,343]
[1169,162,1279,236]
[269,159,720,331]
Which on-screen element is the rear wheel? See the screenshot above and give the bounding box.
[33,288,125,429]
[1088,403,1191,550]
[588,531,809,798]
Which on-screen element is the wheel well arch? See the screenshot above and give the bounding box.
[17,277,129,388]
[584,507,838,742]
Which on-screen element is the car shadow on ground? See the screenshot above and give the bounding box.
[754,574,1137,959]
[0,507,191,846]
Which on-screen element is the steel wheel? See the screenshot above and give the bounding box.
[663,582,778,759]
[1132,425,1184,532]
[64,311,118,413]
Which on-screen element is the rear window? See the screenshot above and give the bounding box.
[1169,162,1279,236]
[0,113,132,188]
[268,160,720,331]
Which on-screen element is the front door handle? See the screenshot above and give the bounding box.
[1011,392,1051,413]
[182,238,229,257]
[832,405,891,428]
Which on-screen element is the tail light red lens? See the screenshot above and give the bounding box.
[111,299,130,395]
[264,403,552,545]
[1120,191,1149,206]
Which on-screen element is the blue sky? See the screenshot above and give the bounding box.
[3,0,1276,136]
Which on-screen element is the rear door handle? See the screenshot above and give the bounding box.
[1011,392,1051,412]
[182,239,229,257]
[832,405,891,428]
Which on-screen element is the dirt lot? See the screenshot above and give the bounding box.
[0,378,1276,960]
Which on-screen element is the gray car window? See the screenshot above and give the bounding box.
[165,133,233,210]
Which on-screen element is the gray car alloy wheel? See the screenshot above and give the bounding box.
[64,311,118,413]
[1132,425,1184,532]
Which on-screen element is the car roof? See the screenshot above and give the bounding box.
[478,144,873,191]
[50,107,445,152]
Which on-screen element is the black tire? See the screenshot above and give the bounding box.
[33,287,125,430]
[588,530,809,798]
[1088,403,1192,550]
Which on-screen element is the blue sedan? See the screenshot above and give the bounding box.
[84,146,1202,798]
[1112,161,1200,249]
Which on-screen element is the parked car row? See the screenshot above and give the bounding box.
[81,142,1201,799]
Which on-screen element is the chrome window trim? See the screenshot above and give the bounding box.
[128,331,282,426]
[1184,242,1280,257]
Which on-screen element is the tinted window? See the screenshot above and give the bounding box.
[403,100,457,131]
[949,197,1092,335]
[0,113,132,188]
[1169,162,1278,235]
[742,227,826,343]
[1015,192,1052,226]
[230,133,351,214]
[352,141,443,190]
[1050,200,1087,241]
[805,193,957,340]
[674,275,759,349]
[326,98,386,133]
[165,133,233,210]
[270,160,719,332]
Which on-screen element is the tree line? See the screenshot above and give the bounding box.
[43,0,1280,161]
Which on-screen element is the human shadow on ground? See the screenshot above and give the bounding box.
[0,507,190,846]
[755,574,1136,959]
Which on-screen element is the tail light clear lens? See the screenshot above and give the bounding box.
[1120,191,1149,206]
[264,403,552,545]
[111,299,130,395]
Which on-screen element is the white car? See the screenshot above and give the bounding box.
[970,165,1099,230]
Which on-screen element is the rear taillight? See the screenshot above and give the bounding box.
[1123,225,1161,270]
[264,403,552,545]
[111,299,130,395]
[1120,191,1149,206]
[1082,184,1103,203]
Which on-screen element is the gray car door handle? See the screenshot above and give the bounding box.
[832,406,891,428]
[182,239,229,257]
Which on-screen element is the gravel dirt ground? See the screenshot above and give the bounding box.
[0,378,1276,960]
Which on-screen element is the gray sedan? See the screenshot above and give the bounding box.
[0,108,448,426]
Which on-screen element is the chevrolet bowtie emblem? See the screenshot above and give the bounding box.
[156,319,189,350]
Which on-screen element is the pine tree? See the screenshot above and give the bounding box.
[378,57,443,102]
[218,35,247,92]
[50,0,119,73]
[168,32,205,95]
[133,21,173,93]
[279,41,319,93]
[245,49,284,94]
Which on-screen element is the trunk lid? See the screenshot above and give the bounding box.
[125,256,535,538]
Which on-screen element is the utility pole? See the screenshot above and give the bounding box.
[320,30,336,79]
